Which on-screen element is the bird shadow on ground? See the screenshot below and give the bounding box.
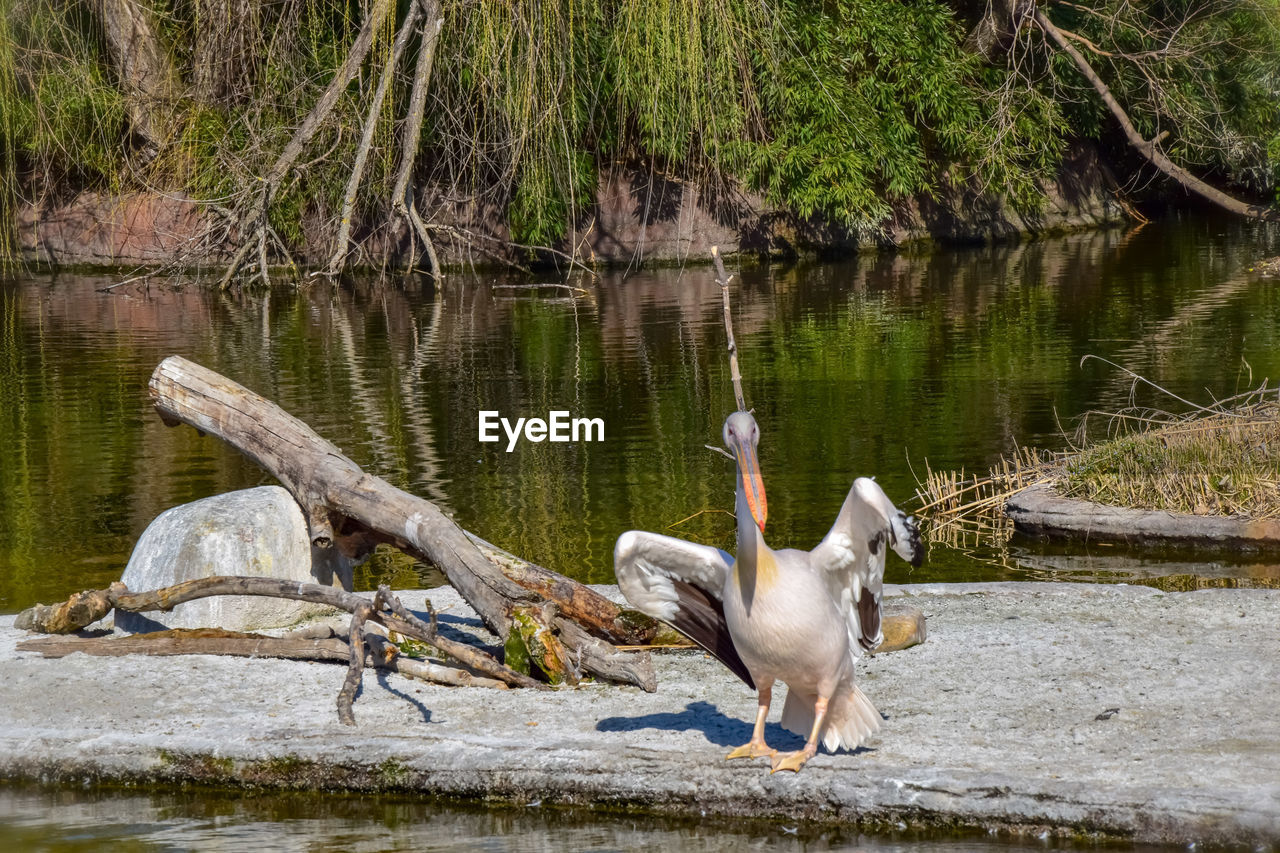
[595,701,806,750]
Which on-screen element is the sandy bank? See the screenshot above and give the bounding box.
[1,582,1275,846]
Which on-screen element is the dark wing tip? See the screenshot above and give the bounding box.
[900,513,925,567]
[910,542,925,568]
[669,580,755,690]
[858,587,882,651]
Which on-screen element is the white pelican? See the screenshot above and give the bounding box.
[614,410,922,772]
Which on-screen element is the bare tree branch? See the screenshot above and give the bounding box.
[392,3,445,278]
[221,0,397,286]
[327,0,423,276]
[1035,7,1280,223]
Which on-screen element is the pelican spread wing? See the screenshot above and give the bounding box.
[811,477,924,655]
[614,530,754,688]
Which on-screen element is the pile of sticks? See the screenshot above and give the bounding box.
[17,579,541,724]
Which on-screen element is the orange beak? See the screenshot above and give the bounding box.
[733,439,768,532]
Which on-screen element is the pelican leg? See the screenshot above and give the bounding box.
[726,683,776,760]
[771,695,828,773]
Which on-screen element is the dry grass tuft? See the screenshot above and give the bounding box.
[913,379,1280,548]
[913,446,1063,547]
[1061,399,1280,518]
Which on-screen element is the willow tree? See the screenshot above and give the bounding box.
[1,0,1278,273]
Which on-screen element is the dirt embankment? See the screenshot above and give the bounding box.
[17,146,1123,269]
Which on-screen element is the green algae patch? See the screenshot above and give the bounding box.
[160,753,426,793]
[245,755,326,788]
[505,606,572,685]
[157,750,235,780]
[377,758,410,788]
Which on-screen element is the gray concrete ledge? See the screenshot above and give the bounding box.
[1007,482,1280,551]
[2,582,1277,846]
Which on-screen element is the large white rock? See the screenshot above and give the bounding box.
[116,486,351,633]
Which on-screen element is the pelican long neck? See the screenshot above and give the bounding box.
[735,472,762,574]
[733,463,779,605]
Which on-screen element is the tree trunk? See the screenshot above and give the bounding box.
[328,0,423,274]
[961,0,1026,63]
[146,356,656,691]
[94,0,184,156]
[391,2,445,276]
[220,0,397,287]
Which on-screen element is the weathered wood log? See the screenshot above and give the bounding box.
[147,357,655,690]
[466,533,666,646]
[16,629,508,690]
[556,619,657,692]
[16,576,541,689]
[13,587,116,634]
[150,357,528,634]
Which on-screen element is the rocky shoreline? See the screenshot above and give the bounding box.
[2,581,1276,846]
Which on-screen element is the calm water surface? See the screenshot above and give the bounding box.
[0,785,1175,852]
[3,215,1280,614]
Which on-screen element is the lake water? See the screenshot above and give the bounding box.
[0,784,1169,852]
[4,214,1280,616]
[3,214,1276,848]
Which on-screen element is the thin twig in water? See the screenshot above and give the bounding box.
[666,508,735,530]
[96,272,154,293]
[1080,354,1243,418]
[492,284,592,296]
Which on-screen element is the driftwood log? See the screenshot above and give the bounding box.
[17,628,509,690]
[16,575,543,724]
[15,576,537,686]
[16,578,536,724]
[147,356,655,691]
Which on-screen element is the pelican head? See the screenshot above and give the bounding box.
[723,410,767,532]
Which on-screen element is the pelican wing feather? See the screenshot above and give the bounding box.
[614,530,754,688]
[810,477,924,657]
